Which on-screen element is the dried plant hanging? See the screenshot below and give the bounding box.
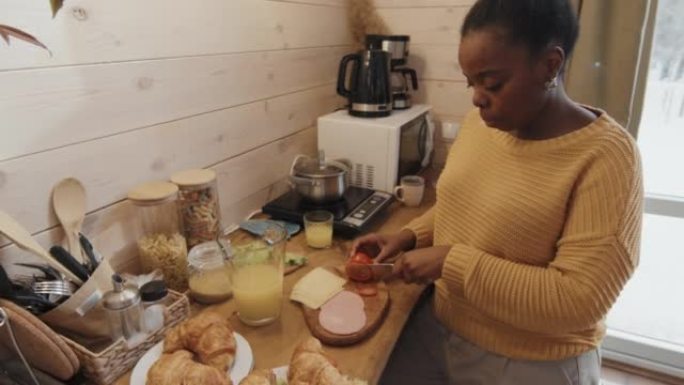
[0,25,49,51]
[0,0,64,51]
[348,0,391,49]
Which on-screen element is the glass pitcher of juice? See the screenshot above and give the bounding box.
[224,223,286,326]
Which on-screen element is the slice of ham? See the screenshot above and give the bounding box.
[319,304,367,335]
[319,290,366,335]
[322,290,365,312]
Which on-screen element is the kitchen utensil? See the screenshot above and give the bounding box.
[14,263,63,281]
[301,281,390,346]
[52,178,87,263]
[263,186,394,238]
[337,49,392,117]
[0,211,83,285]
[366,34,410,66]
[289,152,351,204]
[31,281,75,297]
[78,233,101,273]
[365,34,418,109]
[0,299,80,380]
[49,246,90,282]
[390,67,418,110]
[366,263,395,281]
[102,274,146,345]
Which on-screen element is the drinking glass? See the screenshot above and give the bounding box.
[303,210,334,248]
[225,223,286,326]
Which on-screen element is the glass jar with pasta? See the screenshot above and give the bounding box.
[127,181,188,291]
[170,169,221,250]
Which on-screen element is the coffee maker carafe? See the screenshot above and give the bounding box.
[366,35,419,110]
[337,49,392,118]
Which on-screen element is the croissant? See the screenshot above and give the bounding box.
[147,350,231,385]
[163,312,237,372]
[237,370,276,385]
[287,337,353,385]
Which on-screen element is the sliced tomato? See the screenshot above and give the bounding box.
[345,263,373,282]
[355,282,378,297]
[350,251,373,265]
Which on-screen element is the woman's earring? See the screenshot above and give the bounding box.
[545,76,558,90]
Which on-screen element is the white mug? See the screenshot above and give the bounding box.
[393,175,425,207]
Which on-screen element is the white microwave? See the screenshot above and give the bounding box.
[317,104,435,193]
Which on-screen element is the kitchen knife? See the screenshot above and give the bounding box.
[49,245,90,282]
[78,233,100,272]
[348,263,395,281]
[368,263,395,281]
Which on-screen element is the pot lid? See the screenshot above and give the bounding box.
[293,156,345,178]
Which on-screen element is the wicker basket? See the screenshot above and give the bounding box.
[61,290,190,385]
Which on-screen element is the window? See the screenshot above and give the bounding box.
[602,0,684,378]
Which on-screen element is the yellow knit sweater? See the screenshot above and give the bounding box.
[405,108,643,361]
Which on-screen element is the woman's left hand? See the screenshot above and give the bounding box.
[392,246,451,284]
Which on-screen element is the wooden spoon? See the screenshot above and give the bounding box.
[52,178,86,263]
[0,210,83,284]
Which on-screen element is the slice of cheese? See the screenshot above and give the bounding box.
[290,267,347,309]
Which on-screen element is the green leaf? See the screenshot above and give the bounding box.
[0,24,50,52]
[50,0,65,18]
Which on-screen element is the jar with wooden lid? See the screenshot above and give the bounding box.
[187,241,232,304]
[127,181,188,291]
[170,169,221,249]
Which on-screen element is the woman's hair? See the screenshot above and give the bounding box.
[461,0,579,58]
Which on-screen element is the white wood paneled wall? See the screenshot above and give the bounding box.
[0,0,350,274]
[376,0,476,164]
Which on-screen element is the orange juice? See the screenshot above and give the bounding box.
[232,264,283,325]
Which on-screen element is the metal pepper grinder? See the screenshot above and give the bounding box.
[102,274,147,347]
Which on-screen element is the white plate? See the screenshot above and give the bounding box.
[130,332,253,385]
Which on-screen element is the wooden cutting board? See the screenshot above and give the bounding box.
[0,299,79,380]
[301,281,390,346]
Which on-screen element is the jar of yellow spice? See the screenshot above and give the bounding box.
[127,181,188,291]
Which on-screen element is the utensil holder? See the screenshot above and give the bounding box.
[60,290,190,385]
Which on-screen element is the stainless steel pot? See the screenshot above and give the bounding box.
[289,152,351,204]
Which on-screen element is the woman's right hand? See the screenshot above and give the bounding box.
[349,229,417,263]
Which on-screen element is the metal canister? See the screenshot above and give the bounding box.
[102,274,146,346]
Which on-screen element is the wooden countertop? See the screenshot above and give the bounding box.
[114,184,436,385]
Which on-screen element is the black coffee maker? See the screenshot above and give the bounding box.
[366,35,418,110]
[337,49,392,118]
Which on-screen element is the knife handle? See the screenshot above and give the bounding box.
[79,233,100,271]
[49,245,90,282]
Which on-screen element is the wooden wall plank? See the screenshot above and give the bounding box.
[410,44,464,81]
[0,128,316,277]
[269,0,346,7]
[416,79,471,117]
[0,85,342,241]
[378,6,469,45]
[375,0,474,7]
[0,46,349,161]
[0,0,350,70]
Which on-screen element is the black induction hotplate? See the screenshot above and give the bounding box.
[262,186,393,238]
